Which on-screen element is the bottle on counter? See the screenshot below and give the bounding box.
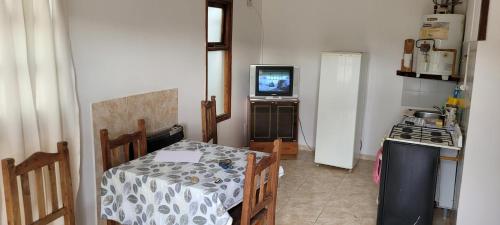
[445,105,458,128]
[445,85,461,128]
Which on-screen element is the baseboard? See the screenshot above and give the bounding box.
[359,153,376,161]
[298,144,314,151]
[298,145,375,161]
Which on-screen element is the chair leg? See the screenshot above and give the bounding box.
[107,220,119,225]
[267,201,276,225]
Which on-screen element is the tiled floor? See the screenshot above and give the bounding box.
[275,150,456,225]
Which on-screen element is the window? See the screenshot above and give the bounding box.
[206,0,232,122]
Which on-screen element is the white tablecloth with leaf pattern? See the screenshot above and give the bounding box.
[100,140,273,225]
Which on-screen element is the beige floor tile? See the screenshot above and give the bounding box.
[295,177,344,194]
[277,198,326,223]
[276,217,315,225]
[276,209,321,224]
[360,217,377,225]
[286,192,332,206]
[433,208,456,225]
[315,210,361,225]
[275,151,454,225]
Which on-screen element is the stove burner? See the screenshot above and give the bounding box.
[402,127,413,133]
[401,133,412,139]
[431,131,442,137]
[405,121,415,126]
[431,137,443,143]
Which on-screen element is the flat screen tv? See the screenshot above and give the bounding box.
[249,65,299,99]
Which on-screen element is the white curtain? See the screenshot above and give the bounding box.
[0,0,80,224]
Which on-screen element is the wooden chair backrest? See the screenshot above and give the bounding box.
[100,119,147,171]
[241,139,282,225]
[1,142,75,225]
[201,96,218,144]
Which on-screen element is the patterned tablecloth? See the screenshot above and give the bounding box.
[100,140,272,225]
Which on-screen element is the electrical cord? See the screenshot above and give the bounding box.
[250,2,311,151]
[250,2,264,64]
[298,117,314,151]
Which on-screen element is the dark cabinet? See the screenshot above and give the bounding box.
[248,99,299,158]
[276,102,297,139]
[249,100,298,142]
[377,140,440,225]
[251,101,274,140]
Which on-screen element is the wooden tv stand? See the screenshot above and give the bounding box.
[247,97,299,158]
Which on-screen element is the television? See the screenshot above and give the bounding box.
[249,65,299,99]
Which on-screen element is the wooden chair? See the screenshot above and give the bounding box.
[100,119,147,225]
[1,142,75,225]
[201,96,218,144]
[240,139,282,225]
[100,119,147,171]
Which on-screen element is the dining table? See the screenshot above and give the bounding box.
[100,139,283,225]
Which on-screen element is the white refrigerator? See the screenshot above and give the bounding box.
[314,52,367,169]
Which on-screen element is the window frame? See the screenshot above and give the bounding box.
[478,0,489,41]
[206,0,233,122]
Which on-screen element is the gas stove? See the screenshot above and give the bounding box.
[400,116,426,127]
[387,124,460,150]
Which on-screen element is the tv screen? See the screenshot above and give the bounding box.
[256,67,293,96]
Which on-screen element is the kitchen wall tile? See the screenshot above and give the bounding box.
[402,78,421,92]
[401,91,420,107]
[401,77,456,108]
[419,79,441,93]
[419,91,450,108]
[436,82,457,94]
[428,82,455,96]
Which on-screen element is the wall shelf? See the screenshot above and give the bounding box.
[397,70,460,82]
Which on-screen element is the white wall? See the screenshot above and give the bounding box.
[68,0,262,223]
[218,0,263,147]
[261,0,458,156]
[457,1,500,224]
